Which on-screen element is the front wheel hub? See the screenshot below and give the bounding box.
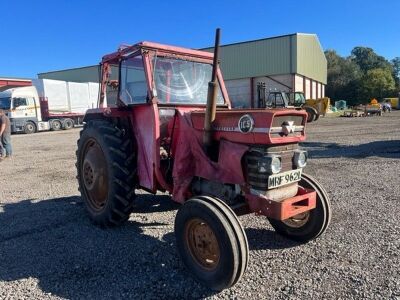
[81,140,109,210]
[185,218,220,270]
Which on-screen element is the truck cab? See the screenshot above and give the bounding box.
[0,86,44,133]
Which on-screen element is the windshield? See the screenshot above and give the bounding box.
[0,97,11,110]
[266,92,289,107]
[153,57,224,105]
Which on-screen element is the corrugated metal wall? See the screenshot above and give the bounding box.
[204,35,296,81]
[205,33,326,84]
[296,34,327,84]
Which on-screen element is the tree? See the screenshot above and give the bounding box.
[351,47,392,73]
[361,68,395,100]
[391,57,400,89]
[325,47,398,104]
[325,50,361,105]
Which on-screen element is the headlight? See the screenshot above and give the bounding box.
[294,150,307,168]
[257,155,282,174]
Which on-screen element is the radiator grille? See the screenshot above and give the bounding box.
[244,144,298,190]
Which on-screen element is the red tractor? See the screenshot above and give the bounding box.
[76,30,331,291]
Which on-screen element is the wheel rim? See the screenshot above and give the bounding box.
[27,124,34,132]
[53,121,61,129]
[282,212,310,228]
[185,218,220,270]
[81,139,109,211]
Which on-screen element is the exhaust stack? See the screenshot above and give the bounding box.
[203,28,221,152]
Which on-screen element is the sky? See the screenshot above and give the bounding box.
[1,0,399,78]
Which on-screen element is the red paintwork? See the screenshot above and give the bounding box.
[102,41,214,65]
[171,111,249,202]
[84,41,316,220]
[39,97,85,120]
[246,187,316,220]
[191,108,307,144]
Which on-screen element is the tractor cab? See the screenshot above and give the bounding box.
[287,91,306,106]
[99,42,228,108]
[258,89,306,109]
[265,91,290,107]
[77,32,331,291]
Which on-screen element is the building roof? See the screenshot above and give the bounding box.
[38,65,101,83]
[0,77,32,92]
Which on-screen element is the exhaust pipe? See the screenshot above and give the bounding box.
[203,28,221,152]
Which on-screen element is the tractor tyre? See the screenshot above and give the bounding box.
[63,118,74,130]
[24,121,36,134]
[76,119,136,226]
[174,196,248,291]
[268,173,331,243]
[196,195,249,286]
[51,119,62,131]
[313,112,320,121]
[304,107,317,123]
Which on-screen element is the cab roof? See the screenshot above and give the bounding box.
[102,41,214,64]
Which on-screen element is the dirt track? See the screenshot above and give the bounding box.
[0,112,399,299]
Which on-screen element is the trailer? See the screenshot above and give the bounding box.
[0,79,99,133]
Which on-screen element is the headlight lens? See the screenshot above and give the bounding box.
[294,150,307,168]
[257,155,282,174]
[270,156,282,174]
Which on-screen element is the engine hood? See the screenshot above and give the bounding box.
[190,108,307,144]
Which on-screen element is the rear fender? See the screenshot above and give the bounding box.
[83,107,131,122]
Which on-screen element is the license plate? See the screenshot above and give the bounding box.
[268,169,302,189]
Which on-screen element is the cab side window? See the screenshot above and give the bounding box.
[119,56,148,105]
[13,97,28,108]
[103,65,119,107]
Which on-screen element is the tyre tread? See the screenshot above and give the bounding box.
[76,119,137,227]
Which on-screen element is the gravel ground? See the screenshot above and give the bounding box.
[0,112,399,299]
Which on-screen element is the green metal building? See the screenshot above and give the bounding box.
[38,33,327,108]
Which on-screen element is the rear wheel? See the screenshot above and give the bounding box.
[268,173,331,242]
[51,119,62,131]
[76,119,137,226]
[63,118,74,130]
[24,121,36,134]
[175,196,248,291]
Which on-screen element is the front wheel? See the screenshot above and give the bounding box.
[174,196,248,291]
[268,173,331,242]
[24,121,36,134]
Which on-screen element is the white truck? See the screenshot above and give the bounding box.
[0,79,99,134]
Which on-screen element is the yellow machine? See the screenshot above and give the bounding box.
[305,97,330,117]
[383,97,399,109]
[364,98,382,116]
